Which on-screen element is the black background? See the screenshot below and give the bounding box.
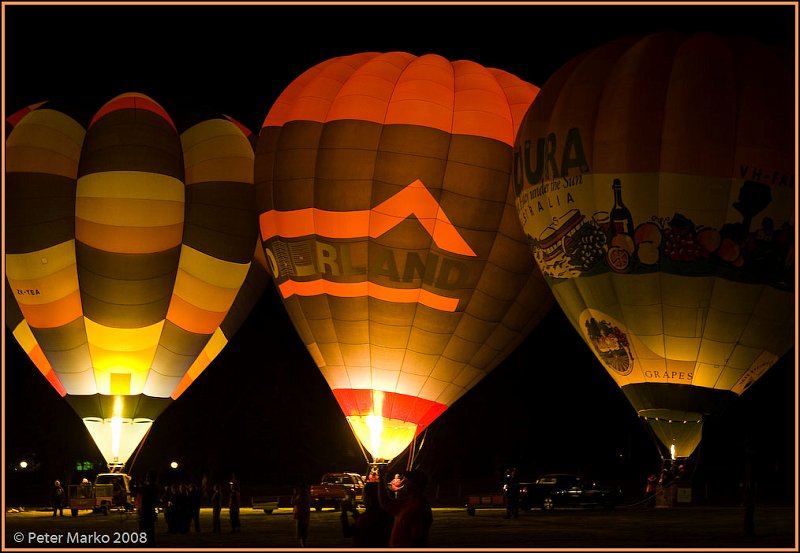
[3,2,796,505]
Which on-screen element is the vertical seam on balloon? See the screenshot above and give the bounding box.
[697,271,719,390]
[423,57,461,407]
[477,182,532,381]
[319,55,362,396]
[385,52,422,401]
[368,52,397,401]
[725,283,768,393]
[445,63,520,395]
[153,120,188,397]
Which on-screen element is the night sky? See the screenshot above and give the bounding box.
[3,2,797,502]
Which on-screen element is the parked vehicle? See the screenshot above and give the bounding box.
[67,473,132,515]
[94,473,133,512]
[465,493,506,516]
[68,482,112,516]
[251,496,280,514]
[309,472,365,511]
[519,473,621,510]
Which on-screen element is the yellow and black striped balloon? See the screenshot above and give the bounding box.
[5,93,269,468]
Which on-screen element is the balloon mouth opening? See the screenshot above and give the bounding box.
[640,409,704,460]
[347,415,418,463]
[83,416,153,468]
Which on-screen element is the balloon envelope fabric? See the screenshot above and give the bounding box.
[5,93,268,468]
[256,52,554,462]
[512,33,794,459]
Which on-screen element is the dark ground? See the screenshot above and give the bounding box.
[4,501,796,550]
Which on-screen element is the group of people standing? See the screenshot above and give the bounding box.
[161,482,203,534]
[209,481,242,533]
[134,473,241,544]
[126,468,432,548]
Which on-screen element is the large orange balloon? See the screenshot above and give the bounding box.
[255,52,554,463]
[513,33,794,459]
[5,93,269,469]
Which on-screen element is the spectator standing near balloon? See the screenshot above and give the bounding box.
[187,483,201,532]
[341,481,393,547]
[137,472,159,547]
[211,483,223,533]
[228,476,241,533]
[378,468,433,547]
[390,474,404,498]
[645,473,657,507]
[52,480,65,517]
[80,478,92,499]
[292,484,311,547]
[504,468,520,519]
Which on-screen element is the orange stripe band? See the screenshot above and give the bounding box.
[166,295,226,335]
[260,180,476,257]
[277,280,459,312]
[19,291,83,329]
[171,374,193,400]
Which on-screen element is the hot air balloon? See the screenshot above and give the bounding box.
[512,32,794,461]
[5,93,268,470]
[255,52,554,466]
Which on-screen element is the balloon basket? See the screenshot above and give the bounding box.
[366,461,388,482]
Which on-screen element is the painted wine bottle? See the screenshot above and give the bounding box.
[609,178,634,236]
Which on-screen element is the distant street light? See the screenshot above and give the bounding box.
[19,461,28,469]
[170,461,179,469]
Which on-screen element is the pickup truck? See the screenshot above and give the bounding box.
[309,472,364,511]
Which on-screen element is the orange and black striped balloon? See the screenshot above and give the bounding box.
[255,52,554,462]
[5,93,269,467]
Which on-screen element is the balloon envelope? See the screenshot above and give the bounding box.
[256,52,553,462]
[513,33,794,458]
[5,93,268,468]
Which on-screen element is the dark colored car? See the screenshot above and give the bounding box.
[518,473,621,511]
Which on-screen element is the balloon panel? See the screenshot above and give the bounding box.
[5,93,266,466]
[513,33,794,456]
[257,52,553,461]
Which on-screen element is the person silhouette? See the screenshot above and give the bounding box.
[211,484,222,533]
[52,480,65,517]
[137,472,159,546]
[341,481,393,547]
[292,484,311,547]
[504,468,520,519]
[228,476,241,533]
[378,468,433,547]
